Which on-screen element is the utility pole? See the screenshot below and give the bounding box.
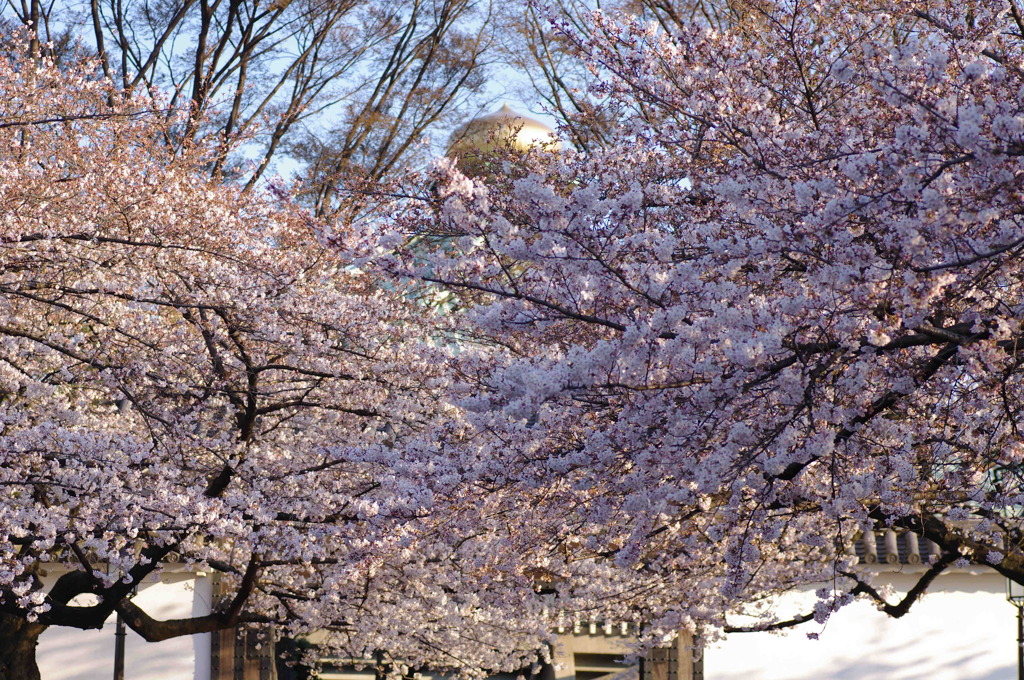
[113,611,126,680]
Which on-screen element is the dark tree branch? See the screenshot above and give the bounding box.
[725,550,957,632]
[840,551,957,618]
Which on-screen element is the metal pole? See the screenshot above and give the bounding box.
[1017,605,1023,680]
[113,612,126,680]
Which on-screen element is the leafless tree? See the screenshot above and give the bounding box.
[4,0,493,196]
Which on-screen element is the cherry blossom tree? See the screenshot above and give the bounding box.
[0,50,560,679]
[383,0,1024,640]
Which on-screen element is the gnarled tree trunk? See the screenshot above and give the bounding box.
[0,613,45,680]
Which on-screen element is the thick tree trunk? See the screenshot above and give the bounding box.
[0,613,45,680]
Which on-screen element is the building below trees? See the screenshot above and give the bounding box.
[37,533,1021,679]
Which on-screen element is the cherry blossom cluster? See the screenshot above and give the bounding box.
[381,0,1024,638]
[0,47,560,675]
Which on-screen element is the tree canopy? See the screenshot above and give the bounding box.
[0,50,553,679]
[385,0,1024,641]
[8,0,1024,677]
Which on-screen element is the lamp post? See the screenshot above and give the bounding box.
[1007,578,1024,680]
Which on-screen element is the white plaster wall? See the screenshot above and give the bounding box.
[705,570,1017,680]
[36,571,212,680]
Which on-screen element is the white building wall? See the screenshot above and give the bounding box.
[37,570,212,680]
[705,570,1017,680]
